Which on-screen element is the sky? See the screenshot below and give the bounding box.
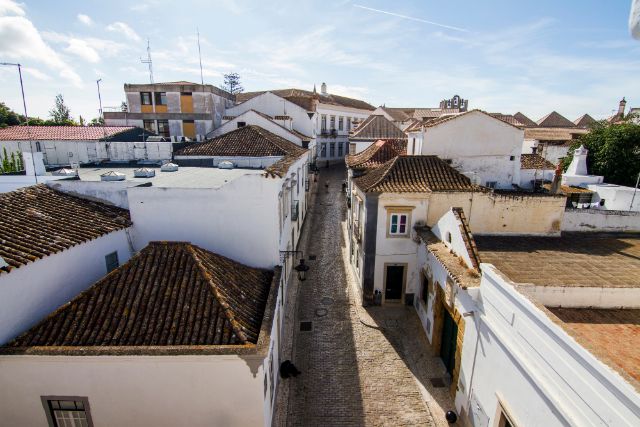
[0,0,638,122]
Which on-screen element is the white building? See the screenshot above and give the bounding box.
[521,111,590,164]
[0,241,283,427]
[519,153,556,189]
[0,125,169,167]
[236,84,375,166]
[0,185,133,345]
[413,212,640,426]
[348,155,566,305]
[405,110,524,190]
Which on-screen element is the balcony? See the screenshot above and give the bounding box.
[291,200,299,221]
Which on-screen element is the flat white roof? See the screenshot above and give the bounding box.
[75,167,263,189]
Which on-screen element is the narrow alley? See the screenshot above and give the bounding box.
[275,165,456,427]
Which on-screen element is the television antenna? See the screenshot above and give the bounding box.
[140,39,154,84]
[196,28,204,85]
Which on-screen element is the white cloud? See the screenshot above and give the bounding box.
[77,13,93,26]
[23,67,51,81]
[0,0,24,16]
[106,21,141,42]
[43,31,129,62]
[64,38,100,63]
[0,14,82,86]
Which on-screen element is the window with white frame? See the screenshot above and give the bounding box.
[321,115,327,132]
[338,116,344,131]
[338,142,343,157]
[42,397,93,427]
[329,143,335,157]
[388,212,409,235]
[330,115,336,130]
[346,117,351,131]
[321,143,327,158]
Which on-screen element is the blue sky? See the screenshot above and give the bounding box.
[1,0,638,121]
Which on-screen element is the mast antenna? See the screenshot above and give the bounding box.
[140,39,154,84]
[197,28,204,85]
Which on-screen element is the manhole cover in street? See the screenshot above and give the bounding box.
[300,321,313,331]
[430,378,446,388]
[320,297,334,305]
[315,308,328,317]
[308,255,317,261]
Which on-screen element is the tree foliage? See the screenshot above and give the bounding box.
[222,73,243,95]
[48,94,75,125]
[562,117,640,187]
[0,102,21,128]
[0,147,23,173]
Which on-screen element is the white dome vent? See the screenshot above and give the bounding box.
[100,171,126,181]
[218,161,234,169]
[134,168,156,178]
[161,162,179,172]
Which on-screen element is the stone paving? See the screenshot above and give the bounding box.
[275,165,457,427]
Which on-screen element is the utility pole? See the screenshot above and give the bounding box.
[630,172,640,211]
[96,79,108,159]
[1,62,37,184]
[140,39,154,84]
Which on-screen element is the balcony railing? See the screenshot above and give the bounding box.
[291,200,299,221]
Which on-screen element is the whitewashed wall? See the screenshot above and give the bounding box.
[431,209,475,269]
[419,112,523,189]
[455,265,640,426]
[519,168,554,189]
[0,229,132,345]
[588,184,640,212]
[562,209,640,232]
[48,180,133,209]
[0,175,66,193]
[209,111,303,145]
[523,284,640,309]
[0,354,267,427]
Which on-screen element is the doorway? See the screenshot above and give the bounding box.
[440,309,458,376]
[384,265,404,302]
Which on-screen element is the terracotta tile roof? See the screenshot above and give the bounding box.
[0,126,143,141]
[404,119,426,133]
[345,139,407,170]
[354,155,478,193]
[573,114,597,128]
[475,233,640,288]
[537,111,576,128]
[524,127,588,141]
[227,110,312,141]
[520,153,556,169]
[349,115,407,140]
[489,113,525,127]
[542,183,594,194]
[379,107,414,121]
[0,185,131,274]
[412,108,460,119]
[236,89,375,112]
[513,112,538,127]
[547,307,640,392]
[4,242,277,350]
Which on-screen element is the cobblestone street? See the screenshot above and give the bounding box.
[275,165,456,427]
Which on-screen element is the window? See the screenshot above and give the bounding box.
[346,117,351,131]
[143,120,155,133]
[338,142,344,157]
[105,251,119,273]
[140,92,152,105]
[329,143,335,157]
[389,213,408,235]
[154,92,167,105]
[42,397,93,427]
[509,155,515,161]
[157,120,170,137]
[330,115,336,130]
[321,115,327,132]
[338,116,344,131]
[237,121,246,128]
[421,274,430,305]
[486,181,497,189]
[321,143,327,158]
[349,143,357,154]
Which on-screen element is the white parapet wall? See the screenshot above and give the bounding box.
[562,209,640,232]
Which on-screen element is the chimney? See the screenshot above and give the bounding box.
[566,145,589,176]
[321,82,327,95]
[618,97,627,116]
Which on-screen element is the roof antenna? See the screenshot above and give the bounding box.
[140,39,154,84]
[197,28,204,85]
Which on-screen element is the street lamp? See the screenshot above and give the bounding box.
[0,62,36,183]
[294,259,310,281]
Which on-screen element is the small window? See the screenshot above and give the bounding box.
[330,116,336,130]
[338,142,344,157]
[157,120,170,137]
[338,116,344,131]
[599,199,605,206]
[237,121,246,128]
[143,120,155,133]
[445,232,452,243]
[154,92,167,105]
[329,143,335,157]
[140,92,152,105]
[42,396,93,427]
[389,213,408,235]
[105,251,119,273]
[346,117,351,131]
[509,155,515,161]
[320,115,327,131]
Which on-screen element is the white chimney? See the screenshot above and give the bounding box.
[566,145,589,176]
[22,151,46,176]
[321,82,327,95]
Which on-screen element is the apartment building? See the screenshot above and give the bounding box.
[104,81,234,140]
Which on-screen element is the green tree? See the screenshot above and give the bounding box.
[222,73,243,95]
[48,94,75,125]
[1,147,10,172]
[562,118,640,187]
[89,117,104,126]
[0,102,21,128]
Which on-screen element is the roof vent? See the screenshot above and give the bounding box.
[52,168,78,177]
[134,168,156,178]
[160,162,179,172]
[218,161,234,169]
[100,171,126,181]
